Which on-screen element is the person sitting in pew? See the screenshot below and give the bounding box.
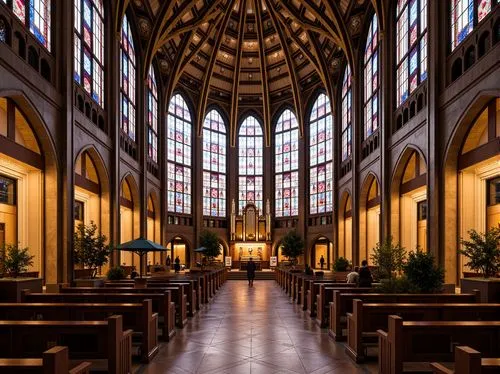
[358,260,373,287]
[346,266,359,284]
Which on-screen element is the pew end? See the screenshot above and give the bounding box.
[431,346,500,374]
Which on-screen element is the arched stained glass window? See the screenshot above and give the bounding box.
[275,109,299,217]
[120,15,136,140]
[238,116,263,214]
[309,93,333,215]
[167,94,192,215]
[364,14,379,139]
[451,0,495,50]
[341,65,352,161]
[202,110,227,217]
[74,0,104,107]
[147,66,158,162]
[396,0,427,107]
[3,0,51,50]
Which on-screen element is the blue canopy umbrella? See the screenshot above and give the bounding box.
[116,237,167,278]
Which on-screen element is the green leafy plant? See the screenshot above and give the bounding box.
[333,257,349,272]
[280,230,304,265]
[106,266,126,280]
[73,221,112,278]
[1,243,34,277]
[198,230,222,263]
[459,226,500,278]
[370,236,407,280]
[376,276,412,293]
[404,250,444,293]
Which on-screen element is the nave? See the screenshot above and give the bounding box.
[139,280,375,374]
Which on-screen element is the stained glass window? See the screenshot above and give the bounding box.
[120,15,136,140]
[167,94,192,215]
[147,66,158,163]
[364,15,379,139]
[309,93,333,215]
[396,0,427,106]
[202,110,227,217]
[238,116,263,214]
[451,0,495,50]
[341,65,352,161]
[275,109,299,217]
[3,0,51,50]
[74,0,104,107]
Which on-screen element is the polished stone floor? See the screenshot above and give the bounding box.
[138,281,376,374]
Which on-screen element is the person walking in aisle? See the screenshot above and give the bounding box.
[319,255,325,270]
[247,257,257,287]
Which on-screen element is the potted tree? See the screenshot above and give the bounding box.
[0,243,42,301]
[459,226,500,302]
[281,230,304,272]
[73,221,113,287]
[370,236,408,293]
[198,230,222,269]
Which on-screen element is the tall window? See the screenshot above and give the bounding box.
[275,109,299,217]
[120,15,136,140]
[202,110,227,217]
[238,116,263,214]
[363,15,379,138]
[74,0,104,107]
[396,0,427,106]
[451,0,495,50]
[309,93,333,215]
[147,66,158,162]
[167,94,192,215]
[2,0,51,50]
[341,65,352,161]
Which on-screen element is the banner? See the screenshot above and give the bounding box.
[225,256,232,268]
[270,256,278,267]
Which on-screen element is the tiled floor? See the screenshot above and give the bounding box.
[138,281,376,374]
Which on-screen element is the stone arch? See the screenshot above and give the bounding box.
[443,92,500,283]
[390,145,428,252]
[309,234,333,270]
[146,189,162,266]
[165,234,192,269]
[359,173,381,264]
[0,90,59,283]
[119,173,140,267]
[338,189,352,262]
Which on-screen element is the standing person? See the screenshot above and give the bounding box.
[174,256,181,273]
[247,257,257,287]
[346,266,360,284]
[319,255,325,270]
[166,255,171,267]
[358,260,373,287]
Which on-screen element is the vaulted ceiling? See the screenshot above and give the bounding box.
[124,0,378,137]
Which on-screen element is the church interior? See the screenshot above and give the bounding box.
[0,0,499,373]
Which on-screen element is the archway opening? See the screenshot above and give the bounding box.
[359,176,380,265]
[338,192,352,262]
[310,236,332,270]
[167,236,190,270]
[146,193,161,268]
[120,176,140,269]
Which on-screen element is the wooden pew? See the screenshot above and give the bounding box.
[0,315,132,374]
[61,286,188,328]
[377,316,500,374]
[431,346,500,374]
[346,300,500,363]
[0,346,91,374]
[316,286,372,327]
[329,290,480,341]
[0,300,160,363]
[307,281,356,317]
[21,290,176,342]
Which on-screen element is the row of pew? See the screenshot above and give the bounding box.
[0,268,227,374]
[275,268,500,374]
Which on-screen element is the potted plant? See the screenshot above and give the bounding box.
[403,250,444,293]
[333,257,349,271]
[73,221,113,287]
[370,236,408,293]
[459,226,500,302]
[0,243,42,301]
[106,266,126,281]
[281,230,304,269]
[198,230,222,269]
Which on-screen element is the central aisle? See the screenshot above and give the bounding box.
[140,281,376,374]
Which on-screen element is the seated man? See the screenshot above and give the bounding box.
[346,266,360,284]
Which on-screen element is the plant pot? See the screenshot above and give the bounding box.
[0,277,43,302]
[74,278,105,288]
[460,277,500,303]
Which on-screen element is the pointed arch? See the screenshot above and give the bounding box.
[363,13,380,139]
[274,108,299,217]
[120,173,140,266]
[309,92,333,215]
[147,65,158,163]
[120,13,137,141]
[359,173,381,264]
[338,190,353,262]
[167,93,193,215]
[238,115,264,214]
[341,64,353,161]
[202,107,227,217]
